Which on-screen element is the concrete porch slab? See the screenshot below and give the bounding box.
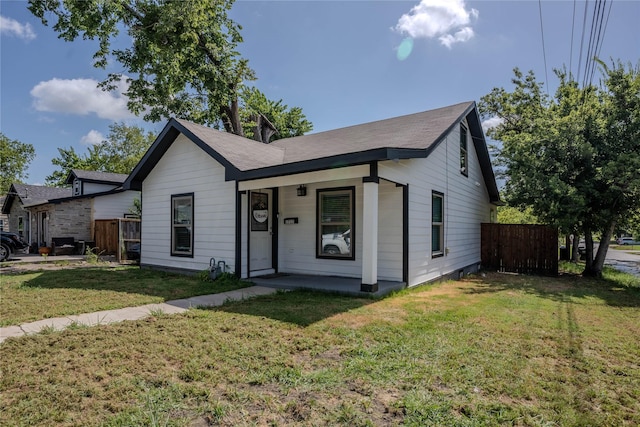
[249,274,405,298]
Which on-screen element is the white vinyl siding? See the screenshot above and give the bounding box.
[379,118,491,287]
[277,178,363,279]
[92,191,140,219]
[141,134,236,272]
[82,182,119,195]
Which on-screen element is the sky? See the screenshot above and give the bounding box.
[1,0,638,186]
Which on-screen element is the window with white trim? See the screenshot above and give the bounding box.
[171,193,193,257]
[432,191,444,257]
[460,123,468,176]
[317,187,354,259]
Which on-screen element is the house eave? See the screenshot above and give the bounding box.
[232,147,428,182]
[24,187,131,208]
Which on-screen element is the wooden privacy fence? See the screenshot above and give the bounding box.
[94,218,141,261]
[481,223,558,276]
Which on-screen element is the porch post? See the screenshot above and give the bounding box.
[361,178,379,292]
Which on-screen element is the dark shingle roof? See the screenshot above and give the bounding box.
[66,170,129,185]
[173,119,285,171]
[125,101,500,203]
[174,101,473,172]
[271,102,473,165]
[2,183,72,213]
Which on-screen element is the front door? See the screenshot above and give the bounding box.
[249,190,273,275]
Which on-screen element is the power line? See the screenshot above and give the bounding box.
[587,1,606,87]
[582,0,600,88]
[588,0,613,86]
[576,0,590,85]
[569,0,577,80]
[538,0,550,96]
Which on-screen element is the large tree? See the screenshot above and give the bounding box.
[28,0,311,141]
[0,133,36,192]
[46,123,156,186]
[240,87,313,143]
[479,61,640,277]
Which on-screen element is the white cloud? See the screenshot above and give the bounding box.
[80,130,106,146]
[395,0,478,49]
[482,116,504,134]
[439,27,474,49]
[0,15,36,41]
[30,77,135,120]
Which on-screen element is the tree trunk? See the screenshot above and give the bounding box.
[582,220,616,277]
[571,234,580,262]
[228,98,243,137]
[220,99,244,137]
[249,113,264,143]
[583,229,594,274]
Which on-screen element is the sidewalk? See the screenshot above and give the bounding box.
[0,286,278,344]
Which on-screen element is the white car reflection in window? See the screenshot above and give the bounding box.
[322,229,351,255]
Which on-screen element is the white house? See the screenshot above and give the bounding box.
[124,101,501,292]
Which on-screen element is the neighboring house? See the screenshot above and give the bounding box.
[125,101,501,291]
[2,184,72,244]
[2,171,140,248]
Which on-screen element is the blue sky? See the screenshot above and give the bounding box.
[1,0,638,186]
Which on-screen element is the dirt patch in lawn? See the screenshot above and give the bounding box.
[0,258,126,274]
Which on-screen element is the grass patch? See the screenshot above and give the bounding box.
[1,267,639,425]
[560,261,640,289]
[0,266,250,326]
[611,244,640,251]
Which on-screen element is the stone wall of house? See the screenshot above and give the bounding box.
[7,202,29,239]
[51,199,93,241]
[29,198,93,246]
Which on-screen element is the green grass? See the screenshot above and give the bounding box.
[611,244,640,251]
[0,266,250,326]
[1,266,639,426]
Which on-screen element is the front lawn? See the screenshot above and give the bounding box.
[0,267,249,326]
[1,265,639,426]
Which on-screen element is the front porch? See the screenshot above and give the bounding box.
[239,163,408,292]
[250,273,406,298]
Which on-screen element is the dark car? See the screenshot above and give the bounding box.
[1,231,30,261]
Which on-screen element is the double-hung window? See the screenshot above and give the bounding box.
[460,123,468,176]
[432,191,444,257]
[317,187,355,259]
[171,193,194,257]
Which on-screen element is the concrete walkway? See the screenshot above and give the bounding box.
[0,286,278,344]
